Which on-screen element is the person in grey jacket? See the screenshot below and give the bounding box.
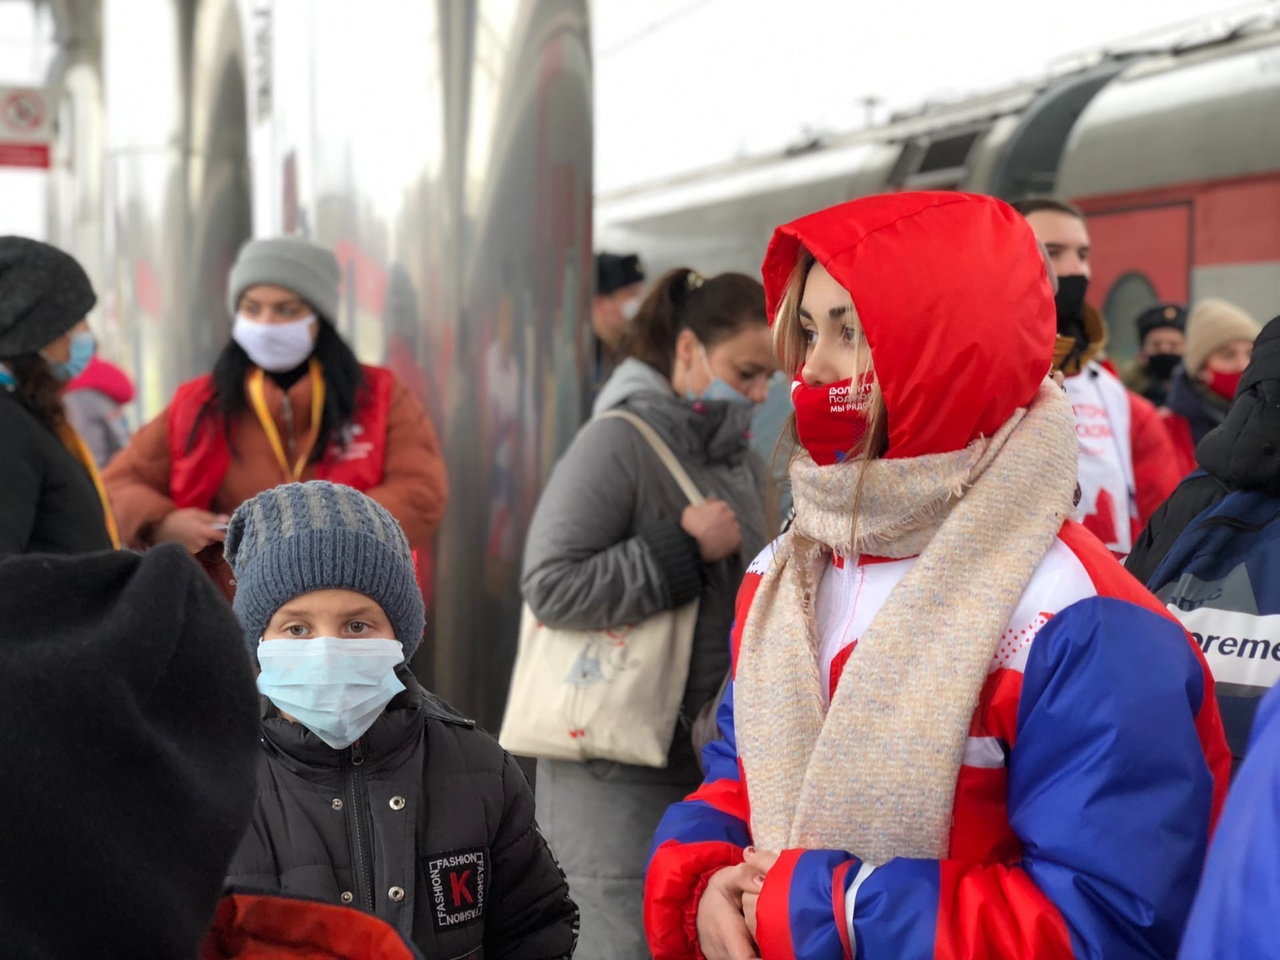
[63,354,135,468]
[521,266,777,959]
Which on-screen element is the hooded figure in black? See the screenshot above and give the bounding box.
[0,545,426,959]
[0,545,260,957]
[1127,315,1280,768]
[1127,314,1280,585]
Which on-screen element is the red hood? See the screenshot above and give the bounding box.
[762,192,1055,459]
[66,355,135,404]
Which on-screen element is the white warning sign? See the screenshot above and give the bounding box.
[0,87,53,169]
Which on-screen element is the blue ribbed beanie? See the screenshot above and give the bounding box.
[224,481,424,661]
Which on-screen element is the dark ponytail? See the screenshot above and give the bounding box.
[187,315,365,459]
[6,354,66,433]
[622,267,767,379]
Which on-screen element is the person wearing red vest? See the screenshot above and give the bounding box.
[104,237,448,601]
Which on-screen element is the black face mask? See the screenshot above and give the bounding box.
[1145,352,1181,381]
[1053,275,1089,335]
[1053,274,1091,373]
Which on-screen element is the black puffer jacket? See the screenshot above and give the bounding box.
[0,390,111,555]
[226,672,578,959]
[1127,315,1280,585]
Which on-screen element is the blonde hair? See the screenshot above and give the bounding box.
[772,246,890,466]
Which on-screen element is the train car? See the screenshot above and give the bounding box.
[597,12,1280,363]
[42,0,592,732]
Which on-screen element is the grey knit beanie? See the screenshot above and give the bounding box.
[227,237,341,323]
[225,481,423,661]
[0,236,96,358]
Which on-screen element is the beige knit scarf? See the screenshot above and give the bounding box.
[736,381,1078,864]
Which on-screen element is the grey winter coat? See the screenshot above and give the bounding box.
[520,358,771,959]
[522,357,771,721]
[63,388,129,469]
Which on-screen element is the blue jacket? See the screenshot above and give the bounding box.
[1148,485,1280,764]
[1179,682,1280,959]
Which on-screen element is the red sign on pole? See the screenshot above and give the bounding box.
[0,87,53,170]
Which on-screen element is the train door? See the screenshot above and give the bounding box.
[1081,203,1191,362]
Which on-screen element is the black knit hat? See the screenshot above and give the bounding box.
[0,236,97,358]
[0,545,260,958]
[1135,303,1187,344]
[596,252,645,297]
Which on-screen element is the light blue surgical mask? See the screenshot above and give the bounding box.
[42,329,95,383]
[256,636,406,750]
[0,364,14,390]
[687,343,754,406]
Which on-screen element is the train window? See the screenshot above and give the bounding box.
[886,142,923,188]
[917,131,980,173]
[1102,271,1158,364]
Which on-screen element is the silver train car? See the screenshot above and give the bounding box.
[42,0,592,730]
[597,12,1280,363]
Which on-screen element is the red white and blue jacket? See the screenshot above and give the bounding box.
[644,522,1230,960]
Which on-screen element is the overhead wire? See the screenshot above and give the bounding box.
[597,0,718,60]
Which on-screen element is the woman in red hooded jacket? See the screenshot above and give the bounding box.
[643,193,1230,960]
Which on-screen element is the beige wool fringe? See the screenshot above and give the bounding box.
[735,381,1079,864]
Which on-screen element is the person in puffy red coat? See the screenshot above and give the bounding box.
[643,192,1229,960]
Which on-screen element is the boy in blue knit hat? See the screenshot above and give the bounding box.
[223,480,578,959]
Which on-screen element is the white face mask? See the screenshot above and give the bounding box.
[620,296,642,322]
[232,314,317,372]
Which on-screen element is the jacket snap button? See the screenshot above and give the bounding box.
[389,886,405,902]
[340,891,354,904]
[332,798,343,811]
[389,795,406,811]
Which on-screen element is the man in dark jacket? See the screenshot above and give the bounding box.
[1127,313,1280,767]
[223,480,578,959]
[1121,302,1186,407]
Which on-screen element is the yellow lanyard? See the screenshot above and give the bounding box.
[247,358,326,482]
[57,421,121,548]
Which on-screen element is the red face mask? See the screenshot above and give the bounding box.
[792,373,875,466]
[1206,368,1243,402]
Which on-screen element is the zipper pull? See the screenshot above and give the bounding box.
[350,739,365,767]
[280,393,296,459]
